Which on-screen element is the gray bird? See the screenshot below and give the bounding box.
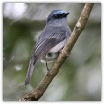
[25,10,71,85]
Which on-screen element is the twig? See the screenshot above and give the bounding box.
[19,3,94,101]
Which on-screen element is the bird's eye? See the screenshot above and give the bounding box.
[53,14,61,19]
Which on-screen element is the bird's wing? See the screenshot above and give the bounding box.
[32,28,67,59]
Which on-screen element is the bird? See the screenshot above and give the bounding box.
[25,10,71,85]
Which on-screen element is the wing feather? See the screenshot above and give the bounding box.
[32,28,66,59]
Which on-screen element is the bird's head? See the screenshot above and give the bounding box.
[47,10,69,24]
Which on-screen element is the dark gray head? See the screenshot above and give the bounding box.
[47,10,69,24]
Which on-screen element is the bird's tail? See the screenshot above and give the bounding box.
[25,57,37,85]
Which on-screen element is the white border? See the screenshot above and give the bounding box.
[1,0,102,3]
[0,0,103,104]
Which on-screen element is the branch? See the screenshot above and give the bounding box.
[19,3,94,101]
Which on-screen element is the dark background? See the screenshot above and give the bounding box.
[3,3,101,101]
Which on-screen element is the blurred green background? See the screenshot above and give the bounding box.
[3,3,101,101]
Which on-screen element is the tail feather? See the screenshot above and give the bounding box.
[25,58,37,85]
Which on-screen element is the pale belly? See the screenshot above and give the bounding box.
[40,52,59,63]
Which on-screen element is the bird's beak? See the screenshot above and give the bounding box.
[65,12,69,16]
[64,12,69,17]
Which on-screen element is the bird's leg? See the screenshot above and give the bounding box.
[46,61,50,71]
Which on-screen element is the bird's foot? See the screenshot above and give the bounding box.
[47,68,50,71]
